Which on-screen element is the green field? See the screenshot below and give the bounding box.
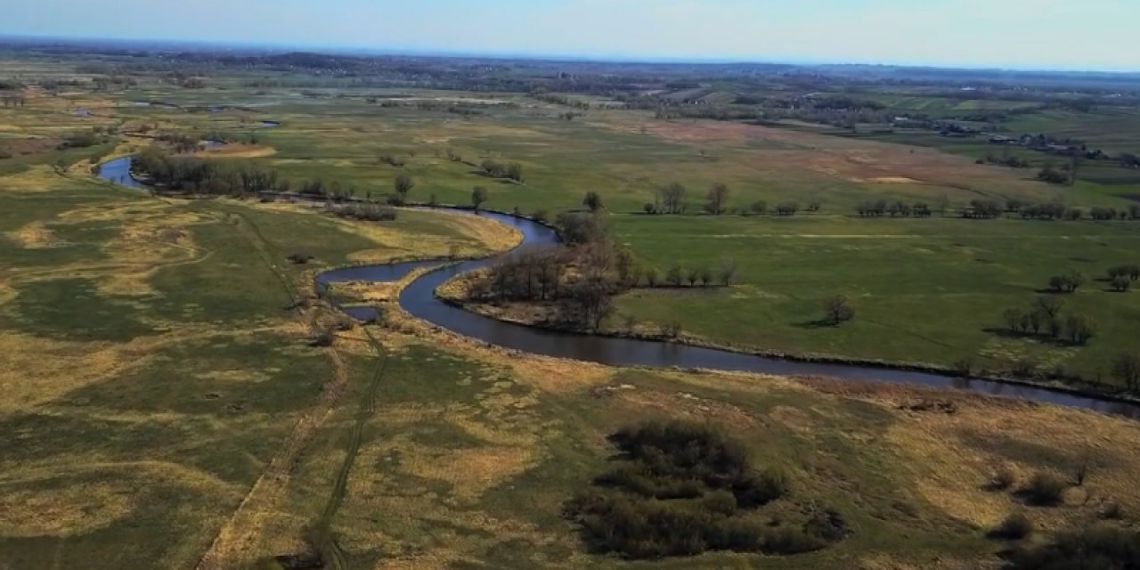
[3,50,1140,568]
[611,214,1140,386]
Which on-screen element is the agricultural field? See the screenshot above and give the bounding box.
[2,45,1140,569]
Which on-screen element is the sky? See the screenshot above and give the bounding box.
[4,0,1139,71]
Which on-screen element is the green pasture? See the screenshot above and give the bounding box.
[612,214,1140,387]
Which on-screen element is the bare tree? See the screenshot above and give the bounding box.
[583,191,604,213]
[658,182,688,215]
[393,174,415,204]
[1112,353,1140,391]
[705,183,730,215]
[471,186,488,212]
[824,295,855,325]
[645,267,659,287]
[718,258,738,287]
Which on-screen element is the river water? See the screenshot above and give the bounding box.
[97,156,1140,418]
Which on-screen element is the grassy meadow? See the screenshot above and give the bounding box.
[2,53,1140,569]
[0,161,504,567]
[57,77,1139,392]
[611,214,1140,387]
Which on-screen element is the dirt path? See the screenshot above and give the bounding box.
[195,344,352,570]
[195,212,341,569]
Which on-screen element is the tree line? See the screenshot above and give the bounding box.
[1000,296,1096,346]
[852,198,1140,222]
[638,183,813,217]
[132,148,287,196]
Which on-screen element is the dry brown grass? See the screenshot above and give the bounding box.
[619,117,1045,197]
[0,482,134,538]
[0,322,299,413]
[198,144,277,159]
[326,281,402,303]
[22,199,214,296]
[0,456,243,548]
[0,166,71,193]
[4,221,65,249]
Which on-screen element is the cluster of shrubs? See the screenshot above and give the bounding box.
[1017,202,1073,220]
[480,159,523,182]
[155,132,201,153]
[564,421,845,559]
[326,202,397,222]
[1006,526,1140,569]
[987,465,1085,507]
[855,200,932,217]
[1015,202,1139,221]
[1090,206,1136,221]
[963,199,1006,219]
[1036,164,1072,185]
[1107,264,1140,292]
[1001,296,1096,346]
[1047,271,1086,294]
[378,152,406,167]
[982,153,1031,168]
[59,128,109,150]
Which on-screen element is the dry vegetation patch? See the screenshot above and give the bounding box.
[198,143,277,158]
[5,221,66,249]
[0,481,134,538]
[0,332,148,412]
[627,118,1046,197]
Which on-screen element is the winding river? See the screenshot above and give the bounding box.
[99,156,1140,419]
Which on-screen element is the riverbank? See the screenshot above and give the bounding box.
[96,157,1140,418]
[436,270,1140,411]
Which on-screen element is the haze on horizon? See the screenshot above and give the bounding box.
[4,0,1139,72]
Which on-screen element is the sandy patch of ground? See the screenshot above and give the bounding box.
[398,444,537,502]
[198,144,276,159]
[858,176,922,184]
[0,281,15,307]
[5,221,65,249]
[327,281,402,303]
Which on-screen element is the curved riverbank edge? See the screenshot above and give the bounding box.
[95,156,1140,417]
[433,274,1140,411]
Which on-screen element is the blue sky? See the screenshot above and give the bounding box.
[4,0,1138,71]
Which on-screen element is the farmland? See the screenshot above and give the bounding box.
[2,43,1140,568]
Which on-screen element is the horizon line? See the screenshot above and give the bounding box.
[3,33,1140,76]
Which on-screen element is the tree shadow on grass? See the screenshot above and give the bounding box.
[981,327,1076,348]
[1032,288,1076,296]
[794,319,842,330]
